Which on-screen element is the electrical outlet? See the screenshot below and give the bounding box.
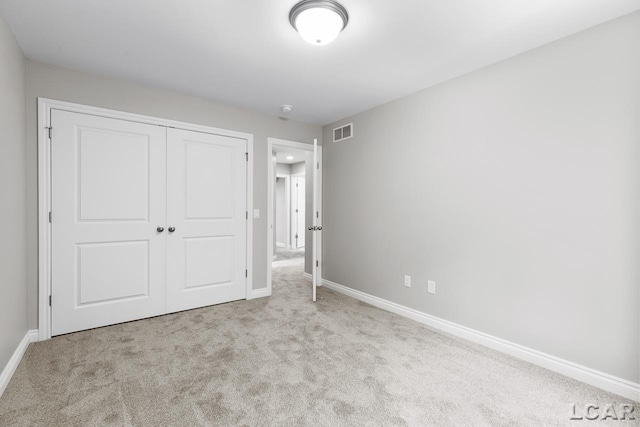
[428,280,436,294]
[404,275,411,288]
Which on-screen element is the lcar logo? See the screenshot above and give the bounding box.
[570,404,636,421]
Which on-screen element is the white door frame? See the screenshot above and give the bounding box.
[290,174,305,249]
[267,138,322,297]
[274,173,291,249]
[37,98,254,341]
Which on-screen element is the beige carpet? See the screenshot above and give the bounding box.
[0,259,637,426]
[274,246,305,261]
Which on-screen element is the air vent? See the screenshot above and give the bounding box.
[333,123,353,142]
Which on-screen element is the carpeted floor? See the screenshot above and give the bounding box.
[274,246,305,261]
[0,258,637,426]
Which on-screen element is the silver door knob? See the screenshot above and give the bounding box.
[168,226,176,233]
[157,226,165,232]
[308,226,314,231]
[317,226,322,230]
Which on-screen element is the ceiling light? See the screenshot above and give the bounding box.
[289,0,349,46]
[286,156,294,160]
[281,104,293,113]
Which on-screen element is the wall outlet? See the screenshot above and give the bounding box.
[428,280,436,294]
[253,209,260,219]
[404,275,411,288]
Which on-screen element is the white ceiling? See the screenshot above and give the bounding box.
[273,145,307,165]
[1,0,638,125]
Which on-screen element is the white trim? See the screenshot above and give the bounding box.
[320,278,640,402]
[267,138,322,298]
[248,288,271,300]
[38,100,52,341]
[290,175,305,249]
[245,137,254,301]
[0,330,38,397]
[39,98,253,140]
[38,98,254,339]
[275,173,291,249]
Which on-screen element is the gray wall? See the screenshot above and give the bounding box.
[0,13,28,372]
[276,163,292,175]
[291,161,305,176]
[322,12,640,383]
[25,61,321,329]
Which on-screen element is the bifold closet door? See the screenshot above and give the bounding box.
[166,128,247,313]
[51,110,167,336]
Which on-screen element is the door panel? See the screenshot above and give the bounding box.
[166,129,247,312]
[312,139,318,302]
[184,236,234,289]
[77,240,149,305]
[77,128,151,221]
[310,140,323,302]
[185,143,234,219]
[51,110,167,335]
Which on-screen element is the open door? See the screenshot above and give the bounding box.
[311,138,322,302]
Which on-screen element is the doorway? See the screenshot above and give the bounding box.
[267,138,322,300]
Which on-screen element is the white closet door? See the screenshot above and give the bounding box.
[166,128,247,313]
[51,110,167,336]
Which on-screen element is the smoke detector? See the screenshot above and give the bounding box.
[281,105,293,113]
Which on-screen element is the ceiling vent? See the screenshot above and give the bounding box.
[333,123,353,142]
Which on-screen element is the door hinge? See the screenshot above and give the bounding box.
[48,211,52,223]
[316,260,319,267]
[246,152,249,161]
[317,162,319,169]
[47,127,52,140]
[246,211,248,220]
[316,211,319,218]
[49,295,52,306]
[245,269,248,278]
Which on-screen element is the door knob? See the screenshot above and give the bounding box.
[168,227,176,233]
[308,226,315,231]
[317,226,323,230]
[157,226,165,232]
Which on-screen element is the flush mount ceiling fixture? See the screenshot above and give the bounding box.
[289,0,349,46]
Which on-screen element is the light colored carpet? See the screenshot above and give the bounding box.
[0,258,637,426]
[275,246,305,261]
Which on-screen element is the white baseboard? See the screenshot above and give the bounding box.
[0,329,38,397]
[302,272,319,284]
[320,278,640,402]
[248,288,271,300]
